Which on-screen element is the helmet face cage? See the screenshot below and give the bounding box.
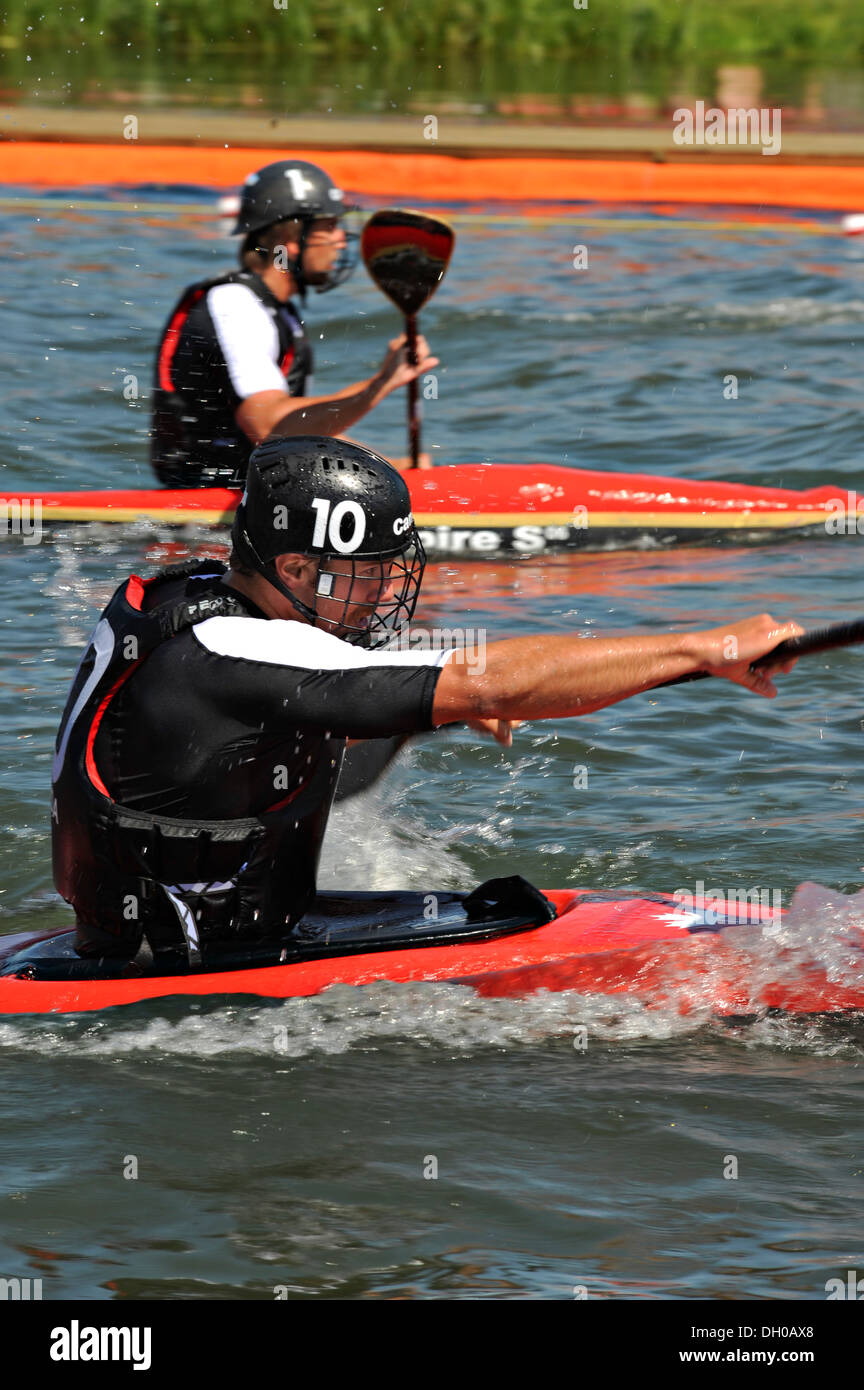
[243,206,359,296]
[315,226,359,293]
[306,206,361,294]
[313,534,426,648]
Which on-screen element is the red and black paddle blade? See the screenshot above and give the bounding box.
[361,209,455,316]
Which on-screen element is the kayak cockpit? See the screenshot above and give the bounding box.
[0,878,555,983]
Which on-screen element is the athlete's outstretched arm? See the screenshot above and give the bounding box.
[431,615,804,726]
[236,333,438,446]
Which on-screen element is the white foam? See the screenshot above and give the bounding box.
[478,298,864,328]
[318,753,468,892]
[1,960,862,1061]
[0,981,705,1060]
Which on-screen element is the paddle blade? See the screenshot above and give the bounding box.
[361,209,455,315]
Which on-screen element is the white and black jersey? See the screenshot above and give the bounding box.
[150,270,313,489]
[94,601,450,819]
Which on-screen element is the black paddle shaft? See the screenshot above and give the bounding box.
[659,616,864,688]
[406,312,421,469]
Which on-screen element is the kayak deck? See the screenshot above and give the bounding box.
[2,463,860,554]
[1,888,862,1017]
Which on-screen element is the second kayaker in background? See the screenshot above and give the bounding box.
[150,158,436,489]
[53,436,803,971]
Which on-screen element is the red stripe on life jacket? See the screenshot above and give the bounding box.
[126,573,166,611]
[265,775,309,813]
[85,662,142,800]
[279,346,295,377]
[157,287,206,392]
[126,576,146,611]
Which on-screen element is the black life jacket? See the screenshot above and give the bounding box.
[51,561,343,965]
[149,271,313,490]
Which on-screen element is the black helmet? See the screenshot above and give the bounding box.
[232,160,357,296]
[231,436,425,648]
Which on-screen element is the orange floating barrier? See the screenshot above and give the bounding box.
[2,142,864,211]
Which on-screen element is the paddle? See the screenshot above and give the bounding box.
[659,617,864,688]
[361,209,455,468]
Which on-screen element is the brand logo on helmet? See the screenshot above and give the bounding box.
[392,514,413,537]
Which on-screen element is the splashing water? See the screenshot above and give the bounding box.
[318,756,469,892]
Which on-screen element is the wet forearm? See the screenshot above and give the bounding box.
[433,632,702,724]
[268,376,384,438]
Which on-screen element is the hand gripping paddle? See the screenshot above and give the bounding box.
[361,209,455,469]
[658,617,864,689]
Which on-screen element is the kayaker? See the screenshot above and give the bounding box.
[52,436,803,970]
[150,159,436,489]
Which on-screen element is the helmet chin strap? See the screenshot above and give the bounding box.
[263,558,348,637]
[291,222,310,304]
[255,224,309,304]
[262,562,318,624]
[238,521,319,624]
[263,561,373,645]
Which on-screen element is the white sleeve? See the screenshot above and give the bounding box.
[191,617,455,736]
[206,283,288,400]
[193,617,455,671]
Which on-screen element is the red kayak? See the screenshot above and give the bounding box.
[1,884,861,1017]
[3,462,860,554]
